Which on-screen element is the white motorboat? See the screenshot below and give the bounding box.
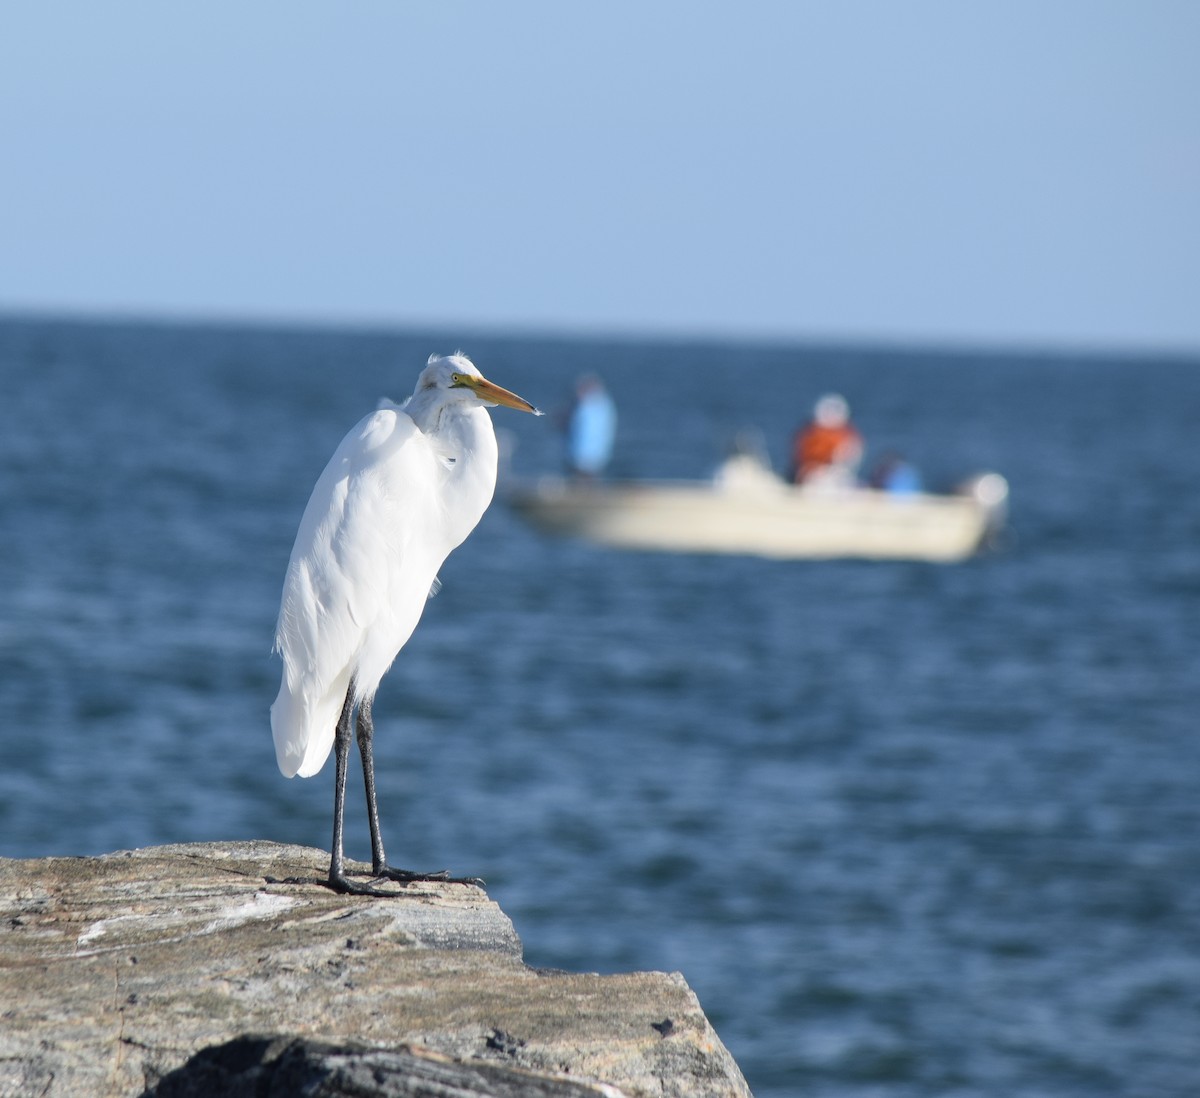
[507,454,1008,563]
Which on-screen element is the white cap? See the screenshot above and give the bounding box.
[814,393,849,427]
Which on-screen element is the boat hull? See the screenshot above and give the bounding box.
[508,476,1006,562]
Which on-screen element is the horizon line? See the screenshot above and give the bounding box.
[2,301,1197,365]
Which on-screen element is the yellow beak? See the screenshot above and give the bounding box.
[467,374,543,416]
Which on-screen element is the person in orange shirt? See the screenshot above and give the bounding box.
[791,393,863,486]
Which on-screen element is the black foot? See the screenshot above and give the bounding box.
[266,873,403,896]
[269,868,484,896]
[376,864,486,888]
[268,872,426,897]
[325,871,412,897]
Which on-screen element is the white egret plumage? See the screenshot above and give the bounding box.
[271,353,541,894]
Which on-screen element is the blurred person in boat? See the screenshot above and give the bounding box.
[869,451,923,495]
[563,374,617,478]
[790,393,864,487]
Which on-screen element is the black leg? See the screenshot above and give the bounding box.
[323,682,408,896]
[356,693,391,872]
[327,682,365,891]
[356,694,484,888]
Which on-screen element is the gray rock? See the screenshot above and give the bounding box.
[0,841,751,1097]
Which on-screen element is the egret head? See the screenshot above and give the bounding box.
[418,353,542,415]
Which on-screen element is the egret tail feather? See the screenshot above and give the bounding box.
[270,675,349,778]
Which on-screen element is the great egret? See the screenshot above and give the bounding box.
[271,353,541,895]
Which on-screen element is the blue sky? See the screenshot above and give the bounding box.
[2,3,1198,351]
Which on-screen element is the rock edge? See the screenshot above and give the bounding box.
[0,841,751,1097]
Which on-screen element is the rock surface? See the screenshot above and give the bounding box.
[0,841,751,1097]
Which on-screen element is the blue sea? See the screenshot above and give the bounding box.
[2,316,1198,1097]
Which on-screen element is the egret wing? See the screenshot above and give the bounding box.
[271,406,439,777]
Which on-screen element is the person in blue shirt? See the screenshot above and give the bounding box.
[869,451,923,494]
[564,374,617,477]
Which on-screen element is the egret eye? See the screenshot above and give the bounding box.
[450,372,462,385]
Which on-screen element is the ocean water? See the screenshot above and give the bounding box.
[1,315,1198,1097]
